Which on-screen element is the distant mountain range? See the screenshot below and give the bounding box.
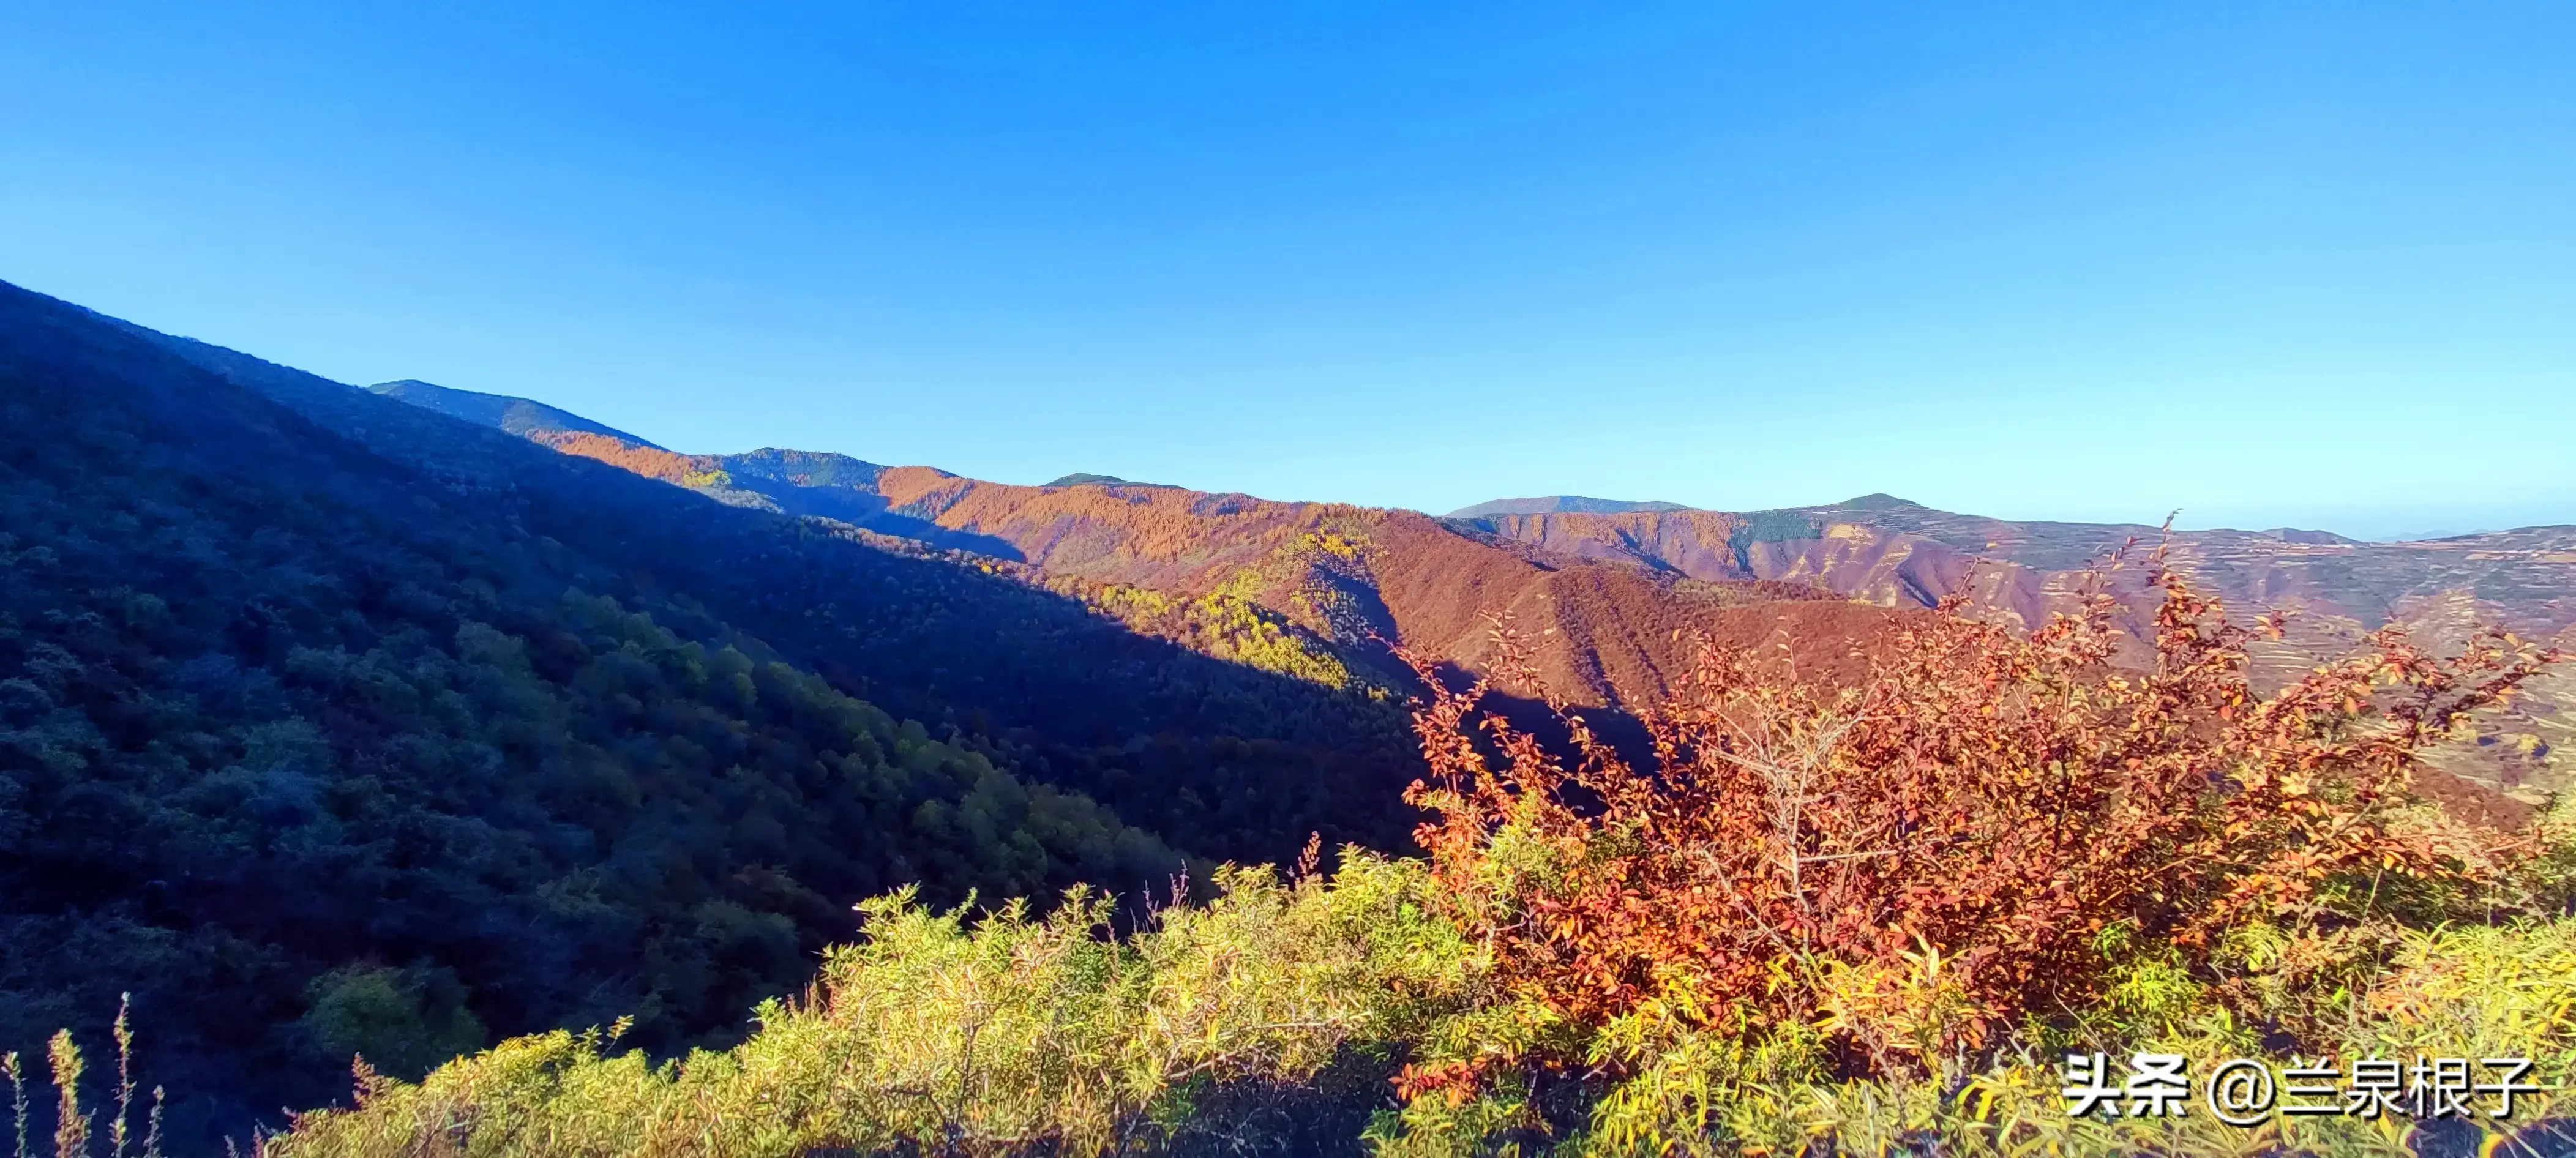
[364,377,2572,814]
[359,390,1903,732]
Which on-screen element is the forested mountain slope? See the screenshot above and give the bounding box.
[392,403,1908,720]
[0,280,1423,1139]
[1453,491,2576,644]
[353,362,2569,804]
[119,304,1429,867]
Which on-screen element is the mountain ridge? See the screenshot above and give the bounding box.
[354,375,1904,720]
[367,378,664,448]
[376,378,2574,805]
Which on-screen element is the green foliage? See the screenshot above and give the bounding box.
[272,853,1481,1157]
[0,285,1185,1138]
[1205,528,1395,654]
[299,968,487,1083]
[1064,579,1385,695]
[1598,917,2576,1158]
[264,583,2576,1156]
[2531,786,2576,913]
[267,880,2576,1156]
[1725,512,1825,569]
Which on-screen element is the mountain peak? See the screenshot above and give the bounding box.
[1046,473,1179,489]
[1828,493,1925,510]
[2264,527,2360,545]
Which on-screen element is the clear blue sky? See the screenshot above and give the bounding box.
[4,2,2570,538]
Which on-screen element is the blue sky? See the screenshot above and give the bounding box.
[3,2,2570,537]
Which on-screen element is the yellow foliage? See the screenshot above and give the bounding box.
[270,855,1482,1158]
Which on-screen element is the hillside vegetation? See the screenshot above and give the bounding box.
[345,362,2576,809]
[425,370,2572,811]
[446,403,1904,722]
[241,558,2576,1155]
[126,301,1430,870]
[0,282,1434,1142]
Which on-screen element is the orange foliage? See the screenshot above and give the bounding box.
[1397,547,2559,1089]
[871,468,1372,574]
[530,430,719,485]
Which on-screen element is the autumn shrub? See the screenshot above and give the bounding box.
[1382,549,2561,1140]
[1609,915,2576,1158]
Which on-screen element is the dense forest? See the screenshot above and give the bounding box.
[0,281,1422,1141]
[131,310,1426,866]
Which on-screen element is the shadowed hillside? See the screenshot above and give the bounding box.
[0,280,1443,1140]
[123,315,1430,867]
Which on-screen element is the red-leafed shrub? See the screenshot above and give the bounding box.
[1396,548,2559,1093]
